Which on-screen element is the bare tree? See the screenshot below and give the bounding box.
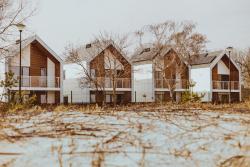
[0,0,36,60]
[135,21,207,102]
[64,32,131,106]
[235,48,250,88]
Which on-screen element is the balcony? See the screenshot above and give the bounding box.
[155,79,188,89]
[91,77,131,89]
[212,81,239,90]
[14,76,60,88]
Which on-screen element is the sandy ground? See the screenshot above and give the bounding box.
[0,110,249,167]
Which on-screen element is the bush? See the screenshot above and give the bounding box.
[2,93,37,112]
[182,91,204,103]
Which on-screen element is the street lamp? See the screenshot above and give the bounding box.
[15,23,26,103]
[227,46,233,104]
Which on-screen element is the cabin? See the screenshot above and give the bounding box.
[131,47,189,102]
[0,35,63,104]
[63,42,132,104]
[190,50,241,103]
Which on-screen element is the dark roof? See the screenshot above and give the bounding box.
[76,41,131,64]
[189,50,223,66]
[131,47,171,63]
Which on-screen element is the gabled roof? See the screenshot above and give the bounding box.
[190,50,241,72]
[131,47,190,67]
[77,41,131,64]
[189,50,223,66]
[131,47,171,63]
[7,35,63,63]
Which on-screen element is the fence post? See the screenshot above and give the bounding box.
[71,91,73,104]
[135,91,136,103]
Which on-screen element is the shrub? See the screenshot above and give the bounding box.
[182,91,204,103]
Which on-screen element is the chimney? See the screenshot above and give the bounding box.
[86,43,92,48]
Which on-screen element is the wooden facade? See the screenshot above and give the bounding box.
[212,55,240,103]
[30,41,60,78]
[154,49,189,102]
[30,41,61,104]
[89,45,132,104]
[8,37,62,104]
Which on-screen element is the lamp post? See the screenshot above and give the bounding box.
[227,46,233,104]
[15,23,26,103]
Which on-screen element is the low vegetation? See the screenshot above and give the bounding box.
[0,105,249,167]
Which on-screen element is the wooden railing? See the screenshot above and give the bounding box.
[212,81,239,90]
[155,79,188,89]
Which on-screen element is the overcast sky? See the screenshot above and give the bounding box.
[27,0,250,56]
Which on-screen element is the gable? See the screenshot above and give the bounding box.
[104,49,123,70]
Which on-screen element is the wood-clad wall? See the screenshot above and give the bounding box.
[89,45,132,104]
[163,49,189,81]
[212,55,239,81]
[30,40,61,104]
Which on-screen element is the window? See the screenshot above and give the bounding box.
[219,74,229,81]
[40,68,47,87]
[90,94,96,103]
[41,68,46,76]
[91,69,96,78]
[155,71,163,79]
[63,70,66,80]
[116,70,123,76]
[40,94,47,104]
[22,67,29,76]
[106,94,111,103]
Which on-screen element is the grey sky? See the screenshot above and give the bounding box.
[28,0,250,56]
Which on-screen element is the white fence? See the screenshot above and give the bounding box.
[64,90,90,104]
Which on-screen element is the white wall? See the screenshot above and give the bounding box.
[64,63,84,79]
[63,78,90,103]
[10,45,30,67]
[133,64,154,102]
[191,67,211,102]
[63,63,90,103]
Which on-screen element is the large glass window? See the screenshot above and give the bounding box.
[41,68,46,76]
[22,67,29,76]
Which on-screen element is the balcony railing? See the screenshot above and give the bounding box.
[14,76,60,88]
[155,79,188,89]
[212,81,239,90]
[91,77,131,89]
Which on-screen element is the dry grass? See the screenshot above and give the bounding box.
[0,101,250,166]
[2,100,250,116]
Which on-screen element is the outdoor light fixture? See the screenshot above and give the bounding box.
[15,22,26,103]
[16,23,26,32]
